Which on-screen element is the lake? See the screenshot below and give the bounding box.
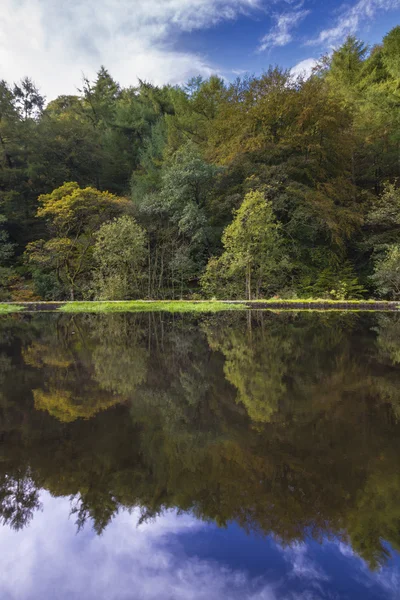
[0,311,399,599]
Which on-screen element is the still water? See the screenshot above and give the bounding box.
[0,311,399,599]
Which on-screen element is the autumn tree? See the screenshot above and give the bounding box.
[25,182,130,299]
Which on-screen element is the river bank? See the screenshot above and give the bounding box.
[0,299,399,313]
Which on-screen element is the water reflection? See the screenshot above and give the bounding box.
[0,311,400,588]
[1,493,398,600]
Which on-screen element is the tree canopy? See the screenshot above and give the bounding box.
[0,29,399,301]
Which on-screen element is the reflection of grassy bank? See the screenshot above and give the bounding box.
[0,304,24,314]
[0,300,398,313]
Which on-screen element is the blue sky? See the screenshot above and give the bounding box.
[0,0,399,99]
[0,492,398,599]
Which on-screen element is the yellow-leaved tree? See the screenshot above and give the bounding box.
[25,182,130,299]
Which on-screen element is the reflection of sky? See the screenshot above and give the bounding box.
[0,493,399,600]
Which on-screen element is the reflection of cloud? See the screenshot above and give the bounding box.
[334,539,400,600]
[279,542,329,582]
[0,493,279,600]
[0,496,399,600]
[336,541,355,558]
[372,568,400,598]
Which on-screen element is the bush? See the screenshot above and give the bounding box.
[372,245,400,299]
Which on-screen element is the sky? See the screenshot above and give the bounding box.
[0,492,398,600]
[1,0,400,100]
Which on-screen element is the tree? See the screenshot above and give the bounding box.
[0,80,17,169]
[25,182,130,299]
[13,77,45,121]
[382,26,400,79]
[0,215,15,297]
[160,141,219,250]
[202,190,286,299]
[372,245,400,299]
[326,36,368,102]
[133,141,220,297]
[367,183,400,248]
[92,215,147,300]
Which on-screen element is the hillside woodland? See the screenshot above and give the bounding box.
[1,28,400,300]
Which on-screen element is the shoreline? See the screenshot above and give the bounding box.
[0,299,399,313]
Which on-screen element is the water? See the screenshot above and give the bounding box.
[0,311,399,599]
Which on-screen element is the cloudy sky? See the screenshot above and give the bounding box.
[1,0,400,100]
[0,492,398,600]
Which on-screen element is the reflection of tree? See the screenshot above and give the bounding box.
[0,354,13,408]
[0,471,41,530]
[206,317,293,423]
[376,315,400,365]
[22,315,148,421]
[0,313,399,569]
[91,316,148,397]
[346,466,400,568]
[33,388,124,423]
[371,315,400,419]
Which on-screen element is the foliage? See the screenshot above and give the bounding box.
[303,261,365,300]
[202,190,287,299]
[1,29,400,299]
[93,215,147,300]
[372,245,400,299]
[25,183,129,299]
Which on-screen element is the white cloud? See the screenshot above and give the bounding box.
[278,542,329,583]
[308,0,400,47]
[333,539,400,600]
[290,57,317,79]
[0,492,280,600]
[0,495,399,600]
[259,9,309,51]
[0,0,263,100]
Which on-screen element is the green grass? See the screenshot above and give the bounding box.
[0,299,398,315]
[58,300,247,313]
[0,303,24,314]
[245,298,398,304]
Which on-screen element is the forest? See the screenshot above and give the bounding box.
[0,27,400,301]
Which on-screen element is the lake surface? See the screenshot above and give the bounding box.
[0,311,399,599]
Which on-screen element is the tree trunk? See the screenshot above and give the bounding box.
[247,263,252,301]
[147,241,151,299]
[0,132,13,168]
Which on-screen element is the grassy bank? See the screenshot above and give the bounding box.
[0,299,398,314]
[58,301,247,313]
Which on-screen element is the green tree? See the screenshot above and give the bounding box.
[367,183,400,248]
[202,190,286,299]
[0,215,15,297]
[13,77,45,121]
[372,245,400,299]
[92,215,147,300]
[382,26,400,78]
[326,36,368,102]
